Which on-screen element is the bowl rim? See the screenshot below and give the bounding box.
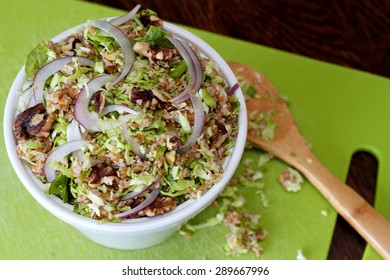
[3,19,247,234]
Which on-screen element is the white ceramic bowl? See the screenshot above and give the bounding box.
[3,20,247,250]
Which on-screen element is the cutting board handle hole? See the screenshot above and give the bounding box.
[346,151,378,205]
[328,151,378,259]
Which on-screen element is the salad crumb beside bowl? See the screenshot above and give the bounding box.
[3,6,247,249]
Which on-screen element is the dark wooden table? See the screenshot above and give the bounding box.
[88,0,389,260]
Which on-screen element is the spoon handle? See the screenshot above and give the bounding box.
[292,145,390,260]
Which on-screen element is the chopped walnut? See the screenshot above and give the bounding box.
[151,89,168,102]
[278,167,303,192]
[61,37,82,56]
[209,120,229,146]
[90,90,105,113]
[138,196,177,217]
[150,45,177,61]
[101,52,118,74]
[89,164,117,185]
[223,210,241,227]
[130,87,167,110]
[133,42,150,57]
[166,136,183,151]
[165,150,176,166]
[139,13,163,28]
[13,103,55,139]
[228,178,239,186]
[133,42,177,63]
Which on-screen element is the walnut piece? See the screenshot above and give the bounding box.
[138,196,177,217]
[139,13,163,28]
[130,87,167,110]
[90,90,105,113]
[13,103,55,139]
[165,150,176,167]
[209,121,228,146]
[89,164,117,185]
[133,42,177,63]
[166,136,183,151]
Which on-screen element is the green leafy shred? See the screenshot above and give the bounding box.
[171,60,188,78]
[248,112,278,141]
[244,85,257,97]
[131,25,172,47]
[52,114,69,147]
[161,179,195,197]
[84,24,116,51]
[25,41,51,78]
[48,173,71,203]
[25,140,42,149]
[201,88,217,108]
[261,119,277,140]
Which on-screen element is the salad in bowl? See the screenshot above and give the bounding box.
[9,4,244,227]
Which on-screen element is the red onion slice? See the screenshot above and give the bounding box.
[167,37,196,103]
[121,179,160,201]
[17,86,33,110]
[109,4,141,26]
[67,119,83,142]
[177,91,205,154]
[93,20,135,87]
[101,104,140,116]
[74,74,133,131]
[168,38,203,104]
[226,82,239,96]
[44,140,89,182]
[31,56,95,107]
[180,40,203,96]
[32,89,46,105]
[116,187,160,219]
[121,121,147,159]
[66,119,90,164]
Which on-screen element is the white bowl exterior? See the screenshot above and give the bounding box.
[78,224,179,250]
[3,21,247,249]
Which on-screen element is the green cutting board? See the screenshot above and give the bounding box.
[1,0,389,260]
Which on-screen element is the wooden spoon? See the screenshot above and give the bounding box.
[228,61,390,259]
